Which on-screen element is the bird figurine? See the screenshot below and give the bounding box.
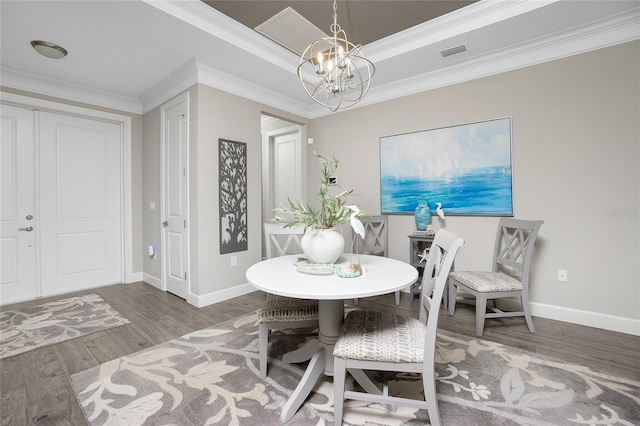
[346,205,365,269]
[436,202,445,221]
[346,205,365,239]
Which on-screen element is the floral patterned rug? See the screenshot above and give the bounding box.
[70,311,639,425]
[1,294,130,359]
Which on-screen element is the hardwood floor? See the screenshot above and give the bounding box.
[1,282,638,425]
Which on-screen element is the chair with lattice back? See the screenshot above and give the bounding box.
[333,229,464,426]
[448,218,544,336]
[257,223,319,378]
[352,215,401,305]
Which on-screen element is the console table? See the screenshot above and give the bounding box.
[408,233,435,302]
[408,232,455,307]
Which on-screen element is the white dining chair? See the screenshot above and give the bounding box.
[448,218,543,336]
[352,215,401,305]
[258,223,319,379]
[333,229,464,426]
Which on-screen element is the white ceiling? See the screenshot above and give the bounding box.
[1,1,638,119]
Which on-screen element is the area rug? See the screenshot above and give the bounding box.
[70,311,640,426]
[1,294,130,359]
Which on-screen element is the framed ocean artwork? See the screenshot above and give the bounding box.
[380,117,513,216]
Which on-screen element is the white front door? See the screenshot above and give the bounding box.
[0,104,37,303]
[38,111,123,296]
[162,94,189,300]
[1,104,123,304]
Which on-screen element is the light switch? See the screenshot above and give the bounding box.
[149,201,156,211]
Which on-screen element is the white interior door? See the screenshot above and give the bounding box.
[162,94,188,300]
[261,117,303,261]
[1,104,37,304]
[272,131,302,210]
[38,111,122,296]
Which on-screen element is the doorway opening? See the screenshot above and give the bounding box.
[260,114,305,258]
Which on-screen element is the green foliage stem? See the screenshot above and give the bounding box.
[273,152,363,231]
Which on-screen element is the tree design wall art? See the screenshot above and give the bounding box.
[219,139,247,254]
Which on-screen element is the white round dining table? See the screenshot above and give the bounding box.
[246,254,419,423]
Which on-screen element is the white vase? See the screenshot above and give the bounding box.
[301,229,344,264]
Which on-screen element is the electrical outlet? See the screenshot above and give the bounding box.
[558,269,567,282]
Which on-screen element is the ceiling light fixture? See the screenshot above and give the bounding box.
[31,40,68,59]
[297,0,374,112]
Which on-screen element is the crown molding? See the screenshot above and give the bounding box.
[193,60,312,115]
[140,58,312,116]
[140,59,200,113]
[308,6,640,119]
[147,2,639,121]
[0,65,143,114]
[2,1,637,120]
[142,0,300,74]
[364,0,558,62]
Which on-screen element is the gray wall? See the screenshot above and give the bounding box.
[141,85,309,301]
[141,101,162,281]
[305,41,639,330]
[192,85,311,299]
[7,40,637,333]
[191,85,265,297]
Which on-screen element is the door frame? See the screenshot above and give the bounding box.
[261,118,303,227]
[1,92,134,285]
[1,103,37,302]
[160,92,190,301]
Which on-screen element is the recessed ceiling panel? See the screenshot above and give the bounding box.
[255,7,328,55]
[255,7,327,55]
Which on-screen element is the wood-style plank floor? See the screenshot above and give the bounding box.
[1,282,638,425]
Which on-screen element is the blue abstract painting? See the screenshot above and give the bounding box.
[380,117,513,216]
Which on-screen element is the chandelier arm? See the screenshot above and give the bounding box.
[297,0,374,111]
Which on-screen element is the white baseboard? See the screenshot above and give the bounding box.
[139,279,639,336]
[138,276,256,308]
[190,283,257,308]
[530,302,640,336]
[489,298,640,336]
[127,272,144,283]
[143,273,163,290]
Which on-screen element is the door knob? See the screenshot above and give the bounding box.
[162,221,168,227]
[18,226,33,232]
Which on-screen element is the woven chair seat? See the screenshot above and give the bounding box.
[257,295,318,323]
[334,310,426,363]
[333,229,465,426]
[449,271,522,293]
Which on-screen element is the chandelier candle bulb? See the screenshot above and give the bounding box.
[297,0,375,111]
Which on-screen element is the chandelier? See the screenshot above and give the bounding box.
[297,0,375,112]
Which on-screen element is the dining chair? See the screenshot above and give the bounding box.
[258,223,319,379]
[448,218,544,337]
[352,215,401,305]
[333,229,464,426]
